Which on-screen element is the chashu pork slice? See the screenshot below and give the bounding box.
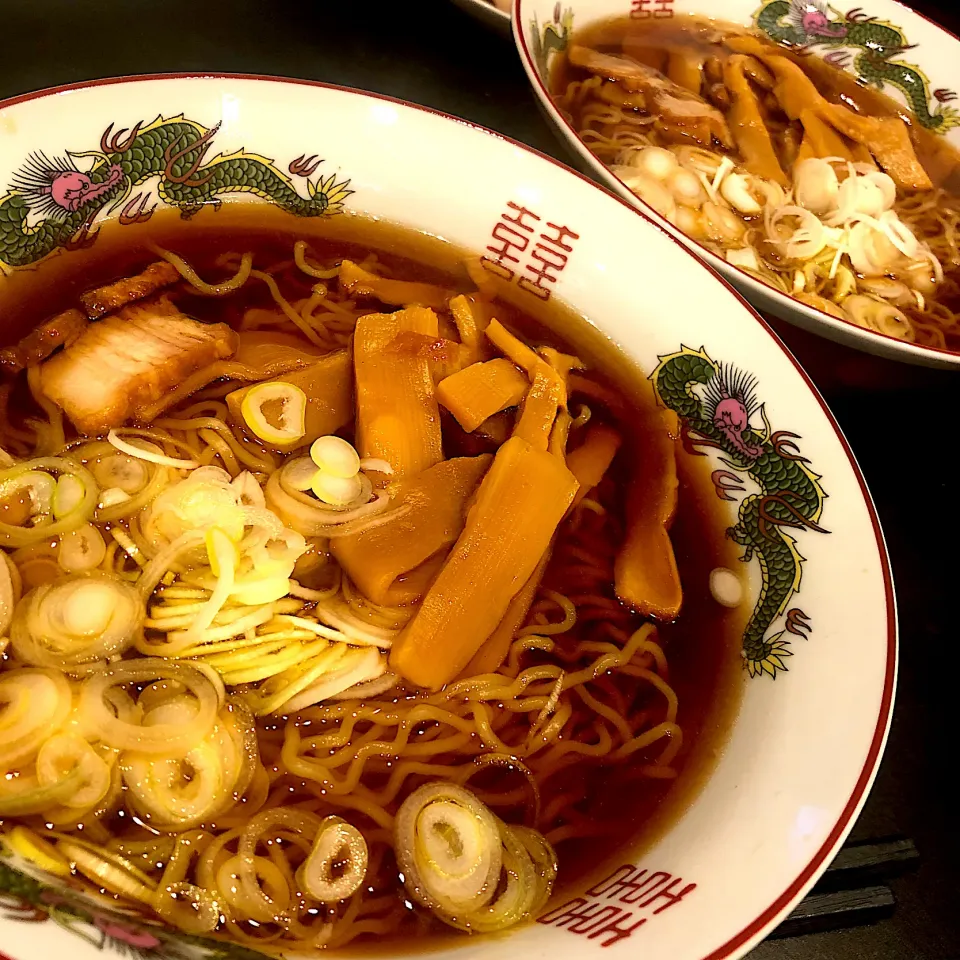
[40,297,238,434]
[0,262,182,375]
[80,260,181,319]
[0,308,88,375]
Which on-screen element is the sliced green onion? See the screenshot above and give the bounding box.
[241,382,307,446]
[359,457,394,475]
[311,471,363,507]
[143,467,246,548]
[6,826,71,878]
[217,853,290,923]
[206,526,239,579]
[0,458,97,548]
[394,782,557,933]
[511,825,559,917]
[58,523,107,572]
[280,647,384,713]
[122,733,226,829]
[235,808,324,922]
[232,470,266,509]
[310,436,360,479]
[57,838,157,903]
[99,486,132,509]
[0,552,14,636]
[282,457,321,492]
[35,731,111,810]
[92,452,149,494]
[231,574,293,606]
[248,527,307,579]
[0,767,85,816]
[395,782,502,918]
[53,474,85,519]
[296,816,368,902]
[0,668,74,770]
[11,572,144,668]
[2,470,56,516]
[108,430,199,470]
[267,469,392,538]
[78,659,219,754]
[450,824,538,933]
[153,882,221,934]
[178,527,237,644]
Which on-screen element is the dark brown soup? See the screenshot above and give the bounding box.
[0,205,742,954]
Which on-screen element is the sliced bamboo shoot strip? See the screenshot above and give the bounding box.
[437,359,528,432]
[354,307,444,477]
[460,549,551,678]
[614,410,682,620]
[331,455,491,606]
[390,436,578,690]
[340,260,453,310]
[566,423,622,507]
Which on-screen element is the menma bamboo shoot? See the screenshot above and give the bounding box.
[485,319,569,449]
[340,260,454,311]
[460,549,551,677]
[389,436,579,689]
[514,365,565,451]
[566,423,622,507]
[353,307,443,477]
[331,455,491,606]
[614,409,683,621]
[437,358,528,432]
[448,294,493,365]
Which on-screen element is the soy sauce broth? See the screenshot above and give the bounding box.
[0,203,745,951]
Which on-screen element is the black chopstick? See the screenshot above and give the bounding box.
[770,885,896,938]
[814,836,920,892]
[770,836,919,939]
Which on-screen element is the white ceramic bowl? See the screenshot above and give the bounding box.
[0,76,894,960]
[513,0,960,368]
[450,0,512,34]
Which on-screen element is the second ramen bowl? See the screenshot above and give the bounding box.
[514,0,960,368]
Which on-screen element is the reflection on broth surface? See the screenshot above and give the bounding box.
[551,13,960,352]
[0,206,741,953]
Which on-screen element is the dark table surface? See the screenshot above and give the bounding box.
[1,0,958,956]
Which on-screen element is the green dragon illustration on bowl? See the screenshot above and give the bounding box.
[0,114,352,271]
[531,3,574,78]
[755,0,959,132]
[652,346,827,678]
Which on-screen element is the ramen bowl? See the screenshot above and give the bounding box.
[513,0,960,368]
[0,76,893,960]
[450,0,512,34]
